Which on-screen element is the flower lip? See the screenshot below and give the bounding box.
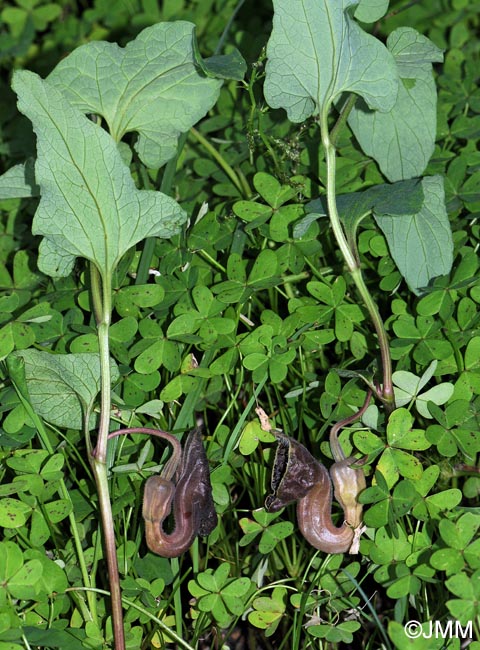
[265,433,323,512]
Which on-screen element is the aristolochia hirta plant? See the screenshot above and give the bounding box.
[259,0,453,557]
[1,2,474,648]
[4,22,244,650]
[263,0,451,409]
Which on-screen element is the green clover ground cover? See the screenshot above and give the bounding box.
[0,1,479,649]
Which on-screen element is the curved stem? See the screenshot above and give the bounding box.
[108,427,182,481]
[329,389,372,462]
[320,110,357,270]
[319,108,395,412]
[351,268,394,407]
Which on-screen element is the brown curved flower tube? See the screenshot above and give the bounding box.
[142,428,217,558]
[266,433,365,554]
[297,458,366,553]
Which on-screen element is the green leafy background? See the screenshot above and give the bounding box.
[0,1,479,649]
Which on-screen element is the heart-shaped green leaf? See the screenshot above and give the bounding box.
[374,176,453,295]
[12,70,186,281]
[439,513,480,549]
[13,349,119,430]
[264,0,398,121]
[8,560,43,600]
[253,172,296,208]
[349,28,443,182]
[259,521,294,554]
[0,498,32,528]
[239,421,275,455]
[47,22,228,168]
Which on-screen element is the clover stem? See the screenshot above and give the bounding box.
[171,557,184,640]
[90,265,125,650]
[190,127,249,196]
[319,108,395,412]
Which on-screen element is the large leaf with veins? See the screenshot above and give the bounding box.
[12,70,186,280]
[47,21,224,168]
[374,176,452,294]
[264,0,399,121]
[15,350,119,430]
[348,28,443,181]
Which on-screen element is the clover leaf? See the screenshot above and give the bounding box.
[393,360,454,418]
[248,587,287,637]
[445,570,480,625]
[239,509,294,554]
[188,564,252,627]
[355,408,430,487]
